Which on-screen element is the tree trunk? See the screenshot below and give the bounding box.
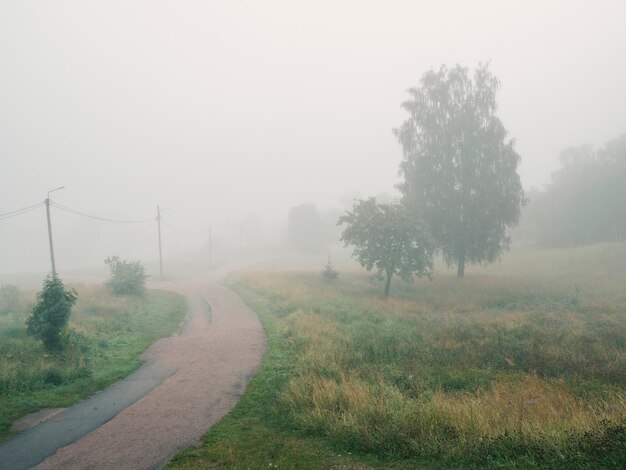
[457,254,465,278]
[384,271,392,298]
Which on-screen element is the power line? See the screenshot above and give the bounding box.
[51,201,156,224]
[0,202,44,221]
[162,221,194,236]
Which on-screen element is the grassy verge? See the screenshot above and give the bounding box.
[0,285,186,441]
[169,279,377,470]
[170,244,626,469]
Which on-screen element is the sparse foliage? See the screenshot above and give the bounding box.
[105,256,148,296]
[395,63,525,276]
[26,275,77,351]
[339,198,433,297]
[321,257,339,283]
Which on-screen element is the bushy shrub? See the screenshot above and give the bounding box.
[26,275,77,351]
[105,256,148,296]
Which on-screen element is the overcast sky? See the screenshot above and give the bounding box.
[1,0,625,274]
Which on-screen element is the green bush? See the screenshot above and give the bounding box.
[26,275,77,351]
[105,256,148,296]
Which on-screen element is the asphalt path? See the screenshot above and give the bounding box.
[0,363,178,470]
[0,274,266,469]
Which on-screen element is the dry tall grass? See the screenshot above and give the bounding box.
[231,245,626,462]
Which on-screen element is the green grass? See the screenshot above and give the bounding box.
[0,284,185,441]
[169,243,626,469]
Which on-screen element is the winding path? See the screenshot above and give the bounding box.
[1,273,266,469]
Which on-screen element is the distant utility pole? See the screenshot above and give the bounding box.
[45,186,65,276]
[157,205,163,278]
[208,225,213,268]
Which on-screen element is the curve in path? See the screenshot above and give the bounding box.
[1,274,266,470]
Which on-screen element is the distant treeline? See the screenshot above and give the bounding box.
[284,203,344,254]
[516,133,626,247]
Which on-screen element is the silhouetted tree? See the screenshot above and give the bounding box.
[395,64,525,276]
[530,134,626,246]
[286,203,324,253]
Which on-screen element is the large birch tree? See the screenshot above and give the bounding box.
[395,64,525,277]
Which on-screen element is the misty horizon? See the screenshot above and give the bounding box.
[2,1,625,274]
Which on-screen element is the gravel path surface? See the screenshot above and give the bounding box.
[32,273,266,469]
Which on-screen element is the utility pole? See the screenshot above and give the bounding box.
[208,225,212,268]
[45,186,65,277]
[157,205,163,278]
[45,198,56,276]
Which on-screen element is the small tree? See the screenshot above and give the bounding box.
[27,275,77,351]
[339,198,434,298]
[321,256,339,283]
[105,256,148,296]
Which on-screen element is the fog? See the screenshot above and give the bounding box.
[2,0,626,275]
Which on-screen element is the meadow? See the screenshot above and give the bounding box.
[0,283,186,441]
[170,243,625,469]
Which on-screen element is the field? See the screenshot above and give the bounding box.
[0,284,186,442]
[170,243,626,469]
